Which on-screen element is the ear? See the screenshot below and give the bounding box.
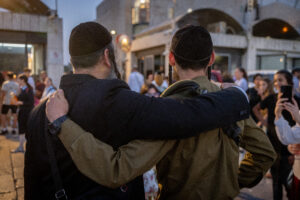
[103,49,111,69]
[208,51,215,66]
[169,52,176,66]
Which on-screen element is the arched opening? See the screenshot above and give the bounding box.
[177,9,244,35]
[253,18,300,40]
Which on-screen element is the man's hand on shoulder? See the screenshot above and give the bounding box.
[46,89,69,123]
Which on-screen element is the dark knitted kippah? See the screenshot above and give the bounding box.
[171,25,213,62]
[69,22,112,56]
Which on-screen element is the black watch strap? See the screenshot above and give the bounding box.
[48,115,68,135]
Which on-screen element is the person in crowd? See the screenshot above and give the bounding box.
[35,71,47,100]
[23,68,35,93]
[0,72,4,88]
[41,77,56,100]
[275,95,300,200]
[292,68,300,97]
[45,25,275,200]
[247,73,262,122]
[0,72,19,135]
[11,74,34,153]
[253,70,300,200]
[145,84,160,98]
[25,22,250,200]
[234,67,248,91]
[258,78,274,100]
[140,72,154,94]
[222,72,234,83]
[152,72,168,93]
[128,67,144,93]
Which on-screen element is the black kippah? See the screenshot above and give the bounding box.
[171,25,213,62]
[69,22,112,57]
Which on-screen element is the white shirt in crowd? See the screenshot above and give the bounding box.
[128,71,144,93]
[152,80,168,93]
[235,78,248,92]
[275,115,300,179]
[1,80,19,105]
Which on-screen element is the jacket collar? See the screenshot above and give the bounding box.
[161,76,210,97]
[59,74,97,88]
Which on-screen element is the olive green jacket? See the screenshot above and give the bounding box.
[59,76,276,200]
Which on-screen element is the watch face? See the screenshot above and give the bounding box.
[48,123,60,135]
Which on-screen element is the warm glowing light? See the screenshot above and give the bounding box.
[280,58,284,62]
[187,8,193,13]
[110,30,116,35]
[140,0,146,3]
[121,38,129,45]
[282,26,288,33]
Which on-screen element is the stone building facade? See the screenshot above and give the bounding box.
[97,0,300,81]
[0,0,63,87]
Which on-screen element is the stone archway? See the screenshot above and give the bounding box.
[253,18,300,39]
[176,8,245,35]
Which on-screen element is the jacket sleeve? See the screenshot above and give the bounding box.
[238,118,277,188]
[59,119,175,188]
[105,87,250,140]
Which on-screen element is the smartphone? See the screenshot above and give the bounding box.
[280,85,293,103]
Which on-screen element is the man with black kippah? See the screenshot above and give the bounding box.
[44,25,276,199]
[25,22,251,200]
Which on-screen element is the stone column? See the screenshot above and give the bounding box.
[46,17,64,88]
[125,52,137,83]
[242,35,257,71]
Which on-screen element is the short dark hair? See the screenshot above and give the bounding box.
[292,68,300,75]
[276,69,293,86]
[253,73,262,81]
[171,25,213,70]
[71,43,111,69]
[7,71,14,79]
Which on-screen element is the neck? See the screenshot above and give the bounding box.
[176,66,207,80]
[73,66,110,79]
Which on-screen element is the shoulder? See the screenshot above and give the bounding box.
[161,80,200,98]
[85,78,130,94]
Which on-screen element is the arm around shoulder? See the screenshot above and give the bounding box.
[59,119,175,188]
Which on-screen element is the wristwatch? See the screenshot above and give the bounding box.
[48,115,68,135]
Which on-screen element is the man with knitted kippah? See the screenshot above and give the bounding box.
[25,22,251,200]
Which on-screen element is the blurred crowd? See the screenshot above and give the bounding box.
[0,68,56,152]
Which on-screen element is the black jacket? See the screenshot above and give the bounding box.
[25,74,249,200]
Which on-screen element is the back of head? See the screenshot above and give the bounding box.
[7,71,14,80]
[171,25,213,70]
[69,22,112,69]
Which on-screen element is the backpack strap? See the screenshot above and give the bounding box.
[44,116,68,200]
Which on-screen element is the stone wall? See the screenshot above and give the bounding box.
[0,12,64,87]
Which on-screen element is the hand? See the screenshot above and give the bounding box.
[275,96,288,120]
[220,83,237,89]
[288,144,300,155]
[16,101,23,106]
[46,89,69,123]
[284,99,300,124]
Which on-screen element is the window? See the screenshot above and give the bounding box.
[132,0,150,25]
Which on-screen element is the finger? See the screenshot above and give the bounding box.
[278,93,283,98]
[57,89,66,100]
[279,98,288,103]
